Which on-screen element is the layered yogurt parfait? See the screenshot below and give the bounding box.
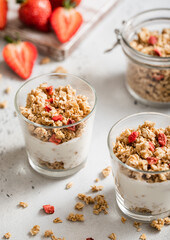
[15,73,96,177]
[108,112,170,221]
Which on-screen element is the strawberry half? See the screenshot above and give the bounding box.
[18,0,52,32]
[50,7,83,43]
[3,41,37,80]
[0,0,8,30]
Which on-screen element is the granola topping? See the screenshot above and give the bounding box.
[44,230,53,237]
[102,166,112,177]
[4,233,11,239]
[53,217,63,223]
[30,225,40,236]
[139,234,146,240]
[77,193,95,205]
[75,202,85,210]
[66,182,73,189]
[108,233,116,240]
[121,216,127,223]
[19,201,28,208]
[67,213,84,222]
[93,195,109,215]
[91,185,104,192]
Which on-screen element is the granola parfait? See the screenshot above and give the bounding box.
[108,112,170,221]
[15,73,96,177]
[114,9,170,107]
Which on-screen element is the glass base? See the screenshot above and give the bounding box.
[28,157,86,178]
[126,82,170,108]
[116,191,170,222]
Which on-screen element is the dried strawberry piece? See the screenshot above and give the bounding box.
[67,119,76,131]
[146,157,158,165]
[44,105,52,112]
[43,204,55,214]
[86,238,94,240]
[52,115,63,121]
[148,36,157,45]
[152,73,164,81]
[154,48,162,56]
[149,142,155,152]
[158,133,167,147]
[45,98,54,103]
[49,134,62,145]
[46,86,53,95]
[128,131,138,143]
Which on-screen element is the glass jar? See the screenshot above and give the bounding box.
[114,9,170,107]
[15,73,97,178]
[108,112,170,222]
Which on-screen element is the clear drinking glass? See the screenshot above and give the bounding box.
[15,73,97,178]
[108,112,170,221]
[116,9,170,107]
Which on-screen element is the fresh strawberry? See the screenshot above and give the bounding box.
[50,6,83,43]
[17,0,52,32]
[3,40,37,80]
[50,0,81,10]
[0,0,8,30]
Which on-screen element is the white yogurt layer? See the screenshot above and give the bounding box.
[25,121,93,169]
[116,172,170,215]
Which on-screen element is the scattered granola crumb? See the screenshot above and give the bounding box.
[51,236,65,240]
[66,182,73,189]
[54,66,67,75]
[67,213,84,222]
[133,221,142,232]
[75,202,85,210]
[139,233,146,240]
[30,225,40,236]
[164,217,170,225]
[44,230,53,237]
[102,166,112,177]
[77,193,95,205]
[95,178,99,182]
[4,87,11,94]
[108,233,116,240]
[93,195,108,215]
[121,216,127,223]
[0,100,7,109]
[53,217,63,223]
[19,201,28,208]
[40,57,51,64]
[151,218,164,231]
[4,232,11,239]
[91,185,104,192]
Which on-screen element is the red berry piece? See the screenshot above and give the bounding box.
[46,86,53,95]
[52,115,63,121]
[158,133,167,147]
[67,119,76,131]
[146,157,158,165]
[154,48,162,56]
[148,36,157,45]
[49,134,62,145]
[43,204,55,214]
[45,98,53,103]
[152,73,164,81]
[44,105,52,112]
[86,238,94,240]
[128,131,138,143]
[149,142,155,152]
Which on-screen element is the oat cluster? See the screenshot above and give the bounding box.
[91,185,104,192]
[75,202,85,210]
[93,195,109,215]
[113,121,170,182]
[108,233,116,240]
[30,225,40,236]
[66,182,73,189]
[21,83,91,143]
[151,217,170,231]
[19,202,28,208]
[78,193,95,205]
[128,28,170,103]
[44,230,53,237]
[67,213,84,222]
[53,217,63,223]
[4,232,11,239]
[133,221,142,232]
[102,166,112,177]
[121,216,127,224]
[139,233,147,240]
[0,100,7,109]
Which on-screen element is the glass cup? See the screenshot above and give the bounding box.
[15,73,97,178]
[108,112,170,221]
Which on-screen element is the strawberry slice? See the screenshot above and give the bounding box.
[45,105,52,112]
[46,86,53,95]
[128,131,138,143]
[52,115,63,121]
[49,134,62,145]
[0,0,7,30]
[50,7,83,43]
[148,36,157,45]
[43,204,55,214]
[3,41,37,80]
[154,48,162,56]
[146,157,158,165]
[45,98,54,103]
[158,133,167,147]
[67,119,76,131]
[149,142,155,152]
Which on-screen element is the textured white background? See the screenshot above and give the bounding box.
[0,0,170,239]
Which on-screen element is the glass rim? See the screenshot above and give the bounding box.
[121,8,170,62]
[14,72,97,129]
[107,112,170,175]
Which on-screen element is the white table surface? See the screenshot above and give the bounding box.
[0,0,170,239]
